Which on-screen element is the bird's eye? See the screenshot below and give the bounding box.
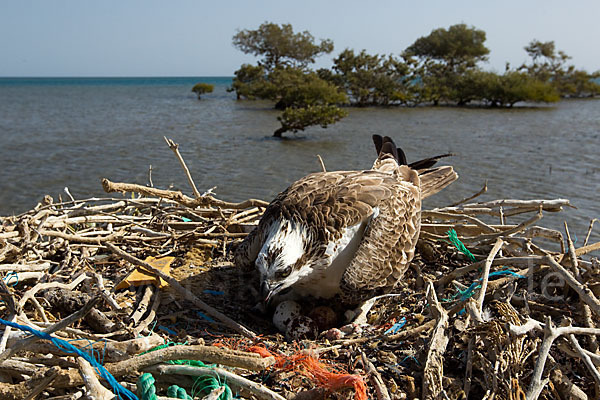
[276,266,292,279]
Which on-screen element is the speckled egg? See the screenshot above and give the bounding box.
[308,306,338,331]
[272,300,301,332]
[286,315,318,341]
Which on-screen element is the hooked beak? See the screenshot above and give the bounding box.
[261,281,276,304]
[261,281,286,304]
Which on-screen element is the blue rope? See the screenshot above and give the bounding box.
[158,325,178,335]
[196,311,215,323]
[384,316,407,335]
[448,269,527,315]
[203,290,225,296]
[73,338,108,366]
[447,269,526,302]
[3,272,19,287]
[0,318,138,400]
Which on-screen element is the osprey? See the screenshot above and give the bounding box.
[234,135,457,305]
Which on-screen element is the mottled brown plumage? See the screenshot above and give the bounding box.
[234,135,457,305]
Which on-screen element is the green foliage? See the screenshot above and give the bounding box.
[557,69,600,97]
[274,105,348,137]
[229,64,266,99]
[480,71,560,107]
[264,67,347,109]
[260,67,348,137]
[401,24,491,104]
[520,40,599,98]
[232,22,333,70]
[230,22,346,137]
[521,40,571,81]
[227,22,597,135]
[191,83,214,100]
[404,24,489,70]
[328,49,412,106]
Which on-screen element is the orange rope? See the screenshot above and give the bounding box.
[247,345,367,400]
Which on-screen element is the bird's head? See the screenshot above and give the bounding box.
[256,220,311,303]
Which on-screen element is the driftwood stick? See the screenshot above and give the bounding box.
[0,280,18,354]
[128,285,155,327]
[38,229,120,244]
[422,282,449,400]
[77,358,113,400]
[202,386,225,400]
[558,341,600,367]
[384,295,474,343]
[463,337,475,399]
[581,302,600,354]
[102,178,268,210]
[0,263,51,272]
[464,199,572,210]
[30,296,49,323]
[18,273,89,310]
[524,226,565,252]
[132,286,161,336]
[564,222,600,357]
[104,242,257,338]
[465,298,483,325]
[462,207,543,243]
[544,255,600,318]
[5,272,44,284]
[584,218,599,247]
[0,232,19,240]
[564,222,582,281]
[477,238,504,314]
[436,198,570,217]
[436,256,545,288]
[4,334,164,363]
[527,316,556,400]
[0,315,16,353]
[144,364,286,400]
[92,272,121,311]
[509,318,544,336]
[550,368,589,400]
[422,210,497,233]
[0,359,40,377]
[51,345,274,390]
[316,154,327,172]
[0,297,100,364]
[517,316,600,399]
[511,318,600,338]
[163,136,202,199]
[568,334,600,387]
[361,350,391,400]
[23,366,60,400]
[448,180,487,207]
[352,294,404,325]
[379,319,435,343]
[570,241,600,258]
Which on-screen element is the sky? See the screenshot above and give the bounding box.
[1,0,599,77]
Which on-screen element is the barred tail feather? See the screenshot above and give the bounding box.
[419,166,458,199]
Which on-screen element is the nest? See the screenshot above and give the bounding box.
[0,138,599,400]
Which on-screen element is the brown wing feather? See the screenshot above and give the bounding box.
[234,170,399,268]
[233,225,265,269]
[340,170,422,304]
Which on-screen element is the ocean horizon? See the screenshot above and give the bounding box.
[0,76,233,84]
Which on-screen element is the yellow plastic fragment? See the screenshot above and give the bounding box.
[114,256,174,290]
